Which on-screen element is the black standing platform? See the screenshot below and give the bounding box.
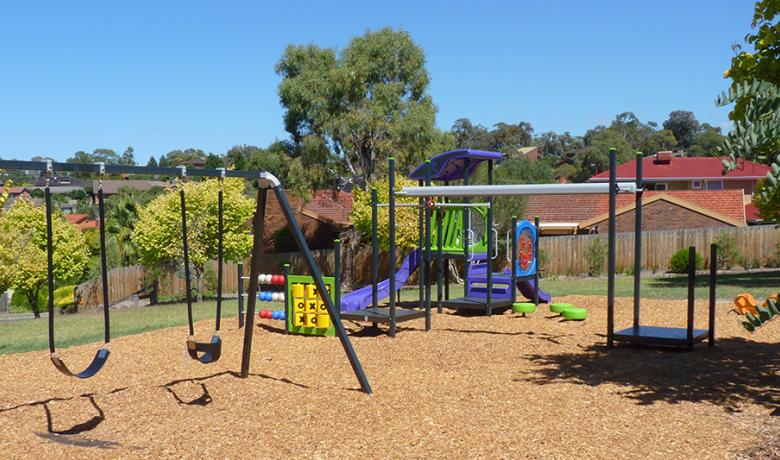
[340,306,427,324]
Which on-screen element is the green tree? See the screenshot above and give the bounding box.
[639,129,677,155]
[0,199,88,317]
[121,146,136,166]
[105,186,164,267]
[572,128,633,182]
[724,0,780,120]
[276,28,441,188]
[718,1,780,219]
[146,156,158,168]
[160,148,207,168]
[688,124,726,156]
[663,110,700,148]
[204,153,224,169]
[452,118,493,150]
[535,131,583,158]
[132,179,253,301]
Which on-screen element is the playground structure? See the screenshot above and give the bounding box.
[396,149,719,350]
[734,292,779,331]
[340,150,553,336]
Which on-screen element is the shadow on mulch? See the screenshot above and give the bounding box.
[518,337,780,413]
[0,389,128,446]
[161,370,310,406]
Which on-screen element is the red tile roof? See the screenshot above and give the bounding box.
[295,190,353,227]
[64,213,99,231]
[525,190,746,224]
[745,202,766,222]
[589,156,770,181]
[7,187,29,195]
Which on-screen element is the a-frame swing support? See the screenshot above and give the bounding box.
[239,173,372,395]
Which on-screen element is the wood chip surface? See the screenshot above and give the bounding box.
[0,295,778,459]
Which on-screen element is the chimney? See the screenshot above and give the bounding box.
[654,151,673,164]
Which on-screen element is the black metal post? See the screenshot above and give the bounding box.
[534,216,540,306]
[436,204,444,313]
[424,160,432,330]
[388,158,397,337]
[240,188,267,378]
[334,239,341,323]
[216,184,223,331]
[486,160,494,316]
[371,188,378,310]
[97,187,111,343]
[272,185,372,394]
[607,148,617,348]
[633,152,643,329]
[45,186,56,353]
[237,263,245,328]
[180,188,195,337]
[511,215,518,304]
[687,246,696,350]
[418,179,425,311]
[709,243,717,347]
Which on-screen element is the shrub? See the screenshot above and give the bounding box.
[669,248,703,273]
[713,232,741,269]
[583,237,607,276]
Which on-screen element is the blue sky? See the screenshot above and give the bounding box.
[0,1,755,163]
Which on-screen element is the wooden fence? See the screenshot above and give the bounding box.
[76,225,779,309]
[539,225,780,275]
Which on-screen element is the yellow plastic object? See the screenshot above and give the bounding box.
[293,312,306,327]
[306,299,318,314]
[293,298,305,313]
[317,313,331,329]
[304,313,317,327]
[305,284,318,299]
[764,293,778,308]
[733,293,758,315]
[291,283,305,298]
[317,301,327,314]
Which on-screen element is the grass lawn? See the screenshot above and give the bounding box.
[2,270,777,356]
[0,298,261,356]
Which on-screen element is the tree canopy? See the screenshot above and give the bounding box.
[0,199,88,317]
[276,27,447,188]
[132,178,254,299]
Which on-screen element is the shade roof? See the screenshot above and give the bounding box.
[408,149,503,181]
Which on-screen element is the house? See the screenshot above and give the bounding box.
[524,190,747,234]
[64,213,99,231]
[2,187,31,209]
[588,151,770,195]
[263,190,353,251]
[91,179,167,202]
[516,147,539,161]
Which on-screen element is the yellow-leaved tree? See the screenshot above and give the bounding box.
[132,178,254,301]
[0,199,89,318]
[350,175,421,252]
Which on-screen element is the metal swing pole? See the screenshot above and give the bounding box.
[424,160,432,330]
[607,148,617,348]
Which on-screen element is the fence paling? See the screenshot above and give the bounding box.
[539,225,779,275]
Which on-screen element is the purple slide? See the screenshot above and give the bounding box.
[517,278,552,303]
[340,249,421,312]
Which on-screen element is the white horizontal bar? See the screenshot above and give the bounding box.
[377,202,491,208]
[399,182,638,197]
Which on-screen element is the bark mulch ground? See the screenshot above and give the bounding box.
[0,295,777,459]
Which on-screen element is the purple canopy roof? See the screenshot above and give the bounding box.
[408,149,503,182]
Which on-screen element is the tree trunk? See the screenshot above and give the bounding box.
[195,266,204,303]
[27,291,41,319]
[339,229,361,291]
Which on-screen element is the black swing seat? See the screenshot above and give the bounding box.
[50,348,111,379]
[186,335,222,364]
